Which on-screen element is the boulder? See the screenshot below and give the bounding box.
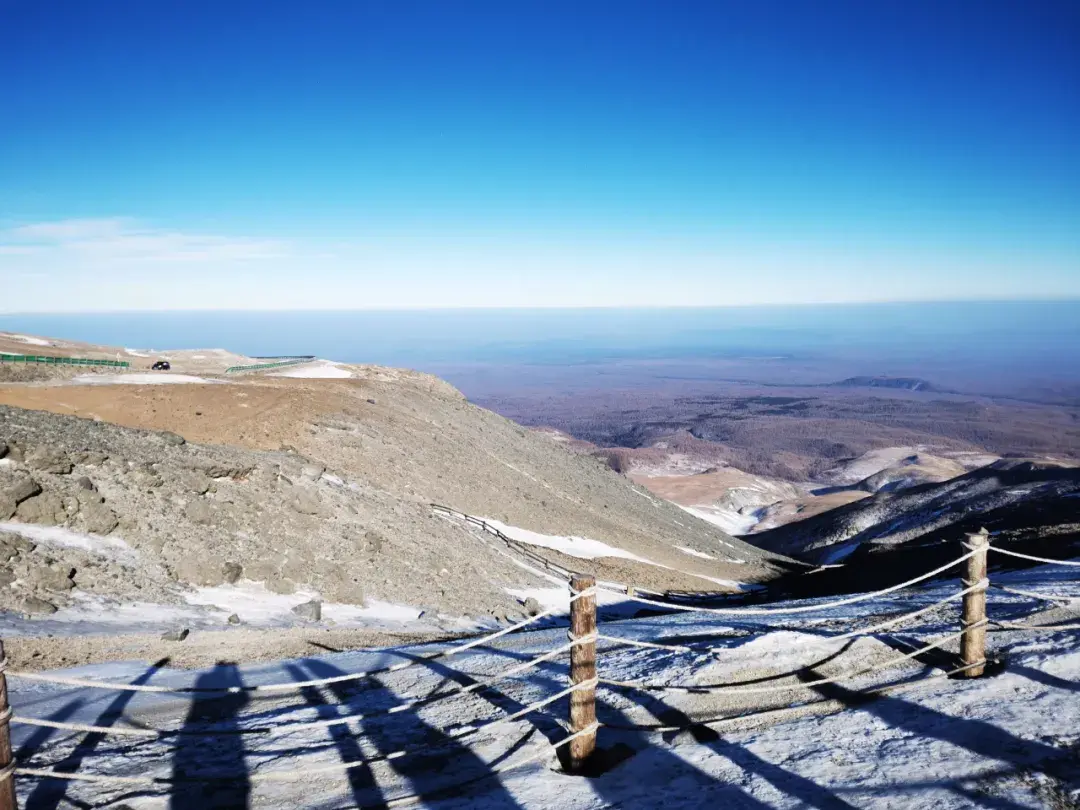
[81,501,119,535]
[75,476,96,491]
[72,450,109,466]
[0,473,42,521]
[300,464,325,482]
[177,470,211,495]
[0,569,15,588]
[0,441,7,459]
[15,492,66,525]
[21,596,57,615]
[227,613,241,625]
[25,447,73,475]
[129,466,162,490]
[159,432,186,447]
[291,599,322,621]
[36,565,76,592]
[184,499,214,525]
[222,562,243,584]
[288,489,321,516]
[161,627,190,642]
[523,596,544,617]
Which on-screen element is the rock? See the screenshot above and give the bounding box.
[192,461,252,480]
[184,499,214,525]
[36,565,76,591]
[75,475,96,491]
[0,569,15,587]
[177,470,211,495]
[161,627,190,642]
[25,447,73,475]
[366,398,377,405]
[76,487,105,506]
[129,466,162,490]
[287,489,321,516]
[227,613,241,625]
[523,597,544,617]
[0,473,42,521]
[15,492,66,525]
[21,596,57,615]
[0,441,7,459]
[300,464,325,482]
[159,432,186,447]
[291,599,322,621]
[221,561,243,584]
[72,450,109,466]
[81,501,119,534]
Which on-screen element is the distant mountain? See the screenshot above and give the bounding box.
[747,458,1080,566]
[827,376,940,392]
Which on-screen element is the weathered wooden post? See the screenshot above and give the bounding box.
[0,639,17,810]
[961,529,990,678]
[568,575,597,771]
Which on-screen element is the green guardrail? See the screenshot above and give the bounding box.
[0,354,130,368]
[225,356,315,374]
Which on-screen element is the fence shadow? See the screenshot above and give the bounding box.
[797,665,1080,802]
[297,657,527,809]
[22,657,170,810]
[170,662,251,810]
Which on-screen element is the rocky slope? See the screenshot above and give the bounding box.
[0,355,796,627]
[747,458,1080,565]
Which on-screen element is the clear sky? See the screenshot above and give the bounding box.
[2,0,1078,311]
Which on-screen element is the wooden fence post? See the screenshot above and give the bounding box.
[0,639,17,810]
[961,529,989,678]
[568,575,597,772]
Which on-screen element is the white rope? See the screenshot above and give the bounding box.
[989,583,1078,604]
[8,588,596,695]
[599,622,985,694]
[12,636,594,739]
[601,660,985,733]
[596,584,980,657]
[15,680,598,785]
[616,550,979,616]
[990,619,1080,632]
[989,547,1080,567]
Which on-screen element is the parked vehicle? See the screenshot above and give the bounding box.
[151,360,171,371]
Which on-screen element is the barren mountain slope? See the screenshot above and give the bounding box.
[0,356,795,628]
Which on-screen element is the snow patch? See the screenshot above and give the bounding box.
[124,348,151,357]
[184,581,421,626]
[71,373,223,385]
[270,360,353,379]
[482,518,652,563]
[676,545,715,560]
[0,522,136,562]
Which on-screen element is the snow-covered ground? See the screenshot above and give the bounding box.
[8,562,1079,808]
[482,518,653,564]
[71,373,222,385]
[270,360,353,379]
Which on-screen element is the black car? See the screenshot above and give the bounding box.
[151,360,171,371]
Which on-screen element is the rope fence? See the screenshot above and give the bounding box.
[0,528,1076,807]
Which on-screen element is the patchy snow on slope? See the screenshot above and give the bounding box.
[123,348,151,357]
[482,518,654,563]
[676,546,716,560]
[0,522,137,562]
[270,360,353,378]
[679,503,759,537]
[184,580,422,626]
[71,373,222,385]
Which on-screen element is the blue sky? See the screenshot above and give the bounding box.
[2,0,1078,311]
